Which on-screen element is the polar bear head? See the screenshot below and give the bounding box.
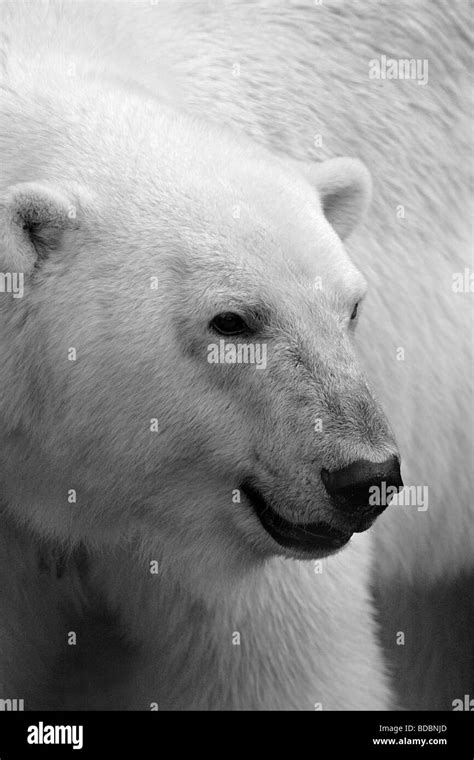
[0,90,402,585]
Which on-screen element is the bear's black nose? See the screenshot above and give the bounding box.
[321,456,403,517]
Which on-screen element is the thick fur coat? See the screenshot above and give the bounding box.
[0,0,471,710]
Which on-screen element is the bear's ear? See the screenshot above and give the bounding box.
[0,182,80,273]
[303,157,372,240]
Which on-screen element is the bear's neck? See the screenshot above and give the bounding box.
[86,545,324,710]
[0,516,318,709]
[1,515,384,710]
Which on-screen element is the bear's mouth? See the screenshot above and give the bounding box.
[241,481,352,554]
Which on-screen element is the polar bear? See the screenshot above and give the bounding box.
[0,0,471,711]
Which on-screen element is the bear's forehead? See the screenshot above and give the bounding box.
[177,198,351,280]
[28,94,364,306]
[95,102,320,232]
[173,218,365,315]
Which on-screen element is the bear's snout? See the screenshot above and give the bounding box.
[321,455,403,528]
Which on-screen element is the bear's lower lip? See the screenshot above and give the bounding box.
[241,481,352,553]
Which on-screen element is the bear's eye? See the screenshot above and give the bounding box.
[210,312,249,336]
[350,302,359,320]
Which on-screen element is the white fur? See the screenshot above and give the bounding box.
[0,0,471,710]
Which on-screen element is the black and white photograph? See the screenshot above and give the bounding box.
[0,0,472,752]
